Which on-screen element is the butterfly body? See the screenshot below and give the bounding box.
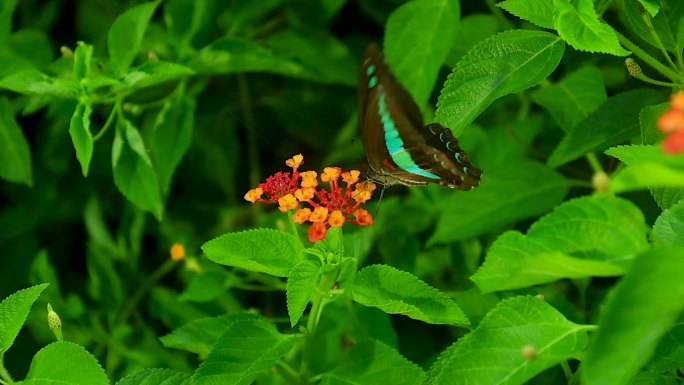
[358,44,481,190]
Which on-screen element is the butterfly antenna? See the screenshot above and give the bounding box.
[374,183,388,215]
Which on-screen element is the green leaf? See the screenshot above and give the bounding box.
[553,0,630,56]
[430,159,569,244]
[188,37,318,81]
[624,0,678,54]
[264,29,356,86]
[436,30,564,136]
[0,70,78,97]
[426,296,589,385]
[107,1,160,77]
[179,271,229,303]
[151,95,194,193]
[547,88,662,167]
[446,14,499,66]
[73,41,93,80]
[69,102,94,177]
[192,317,297,385]
[164,0,206,54]
[351,265,469,325]
[606,145,684,193]
[0,0,18,44]
[471,195,647,292]
[653,200,684,246]
[641,103,668,145]
[123,61,194,90]
[112,117,163,219]
[498,0,554,28]
[116,368,191,385]
[286,259,321,327]
[472,232,625,293]
[23,341,107,385]
[203,229,303,277]
[582,246,684,385]
[384,0,460,107]
[532,66,607,132]
[0,283,48,353]
[319,340,425,385]
[160,314,263,358]
[0,97,32,185]
[647,323,684,373]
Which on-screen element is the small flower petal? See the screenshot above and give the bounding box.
[353,208,373,226]
[295,187,315,201]
[300,171,319,188]
[309,206,329,223]
[351,182,376,203]
[292,208,312,224]
[244,187,263,203]
[308,222,328,242]
[342,170,360,185]
[278,193,298,212]
[321,167,342,182]
[328,210,345,227]
[286,154,304,169]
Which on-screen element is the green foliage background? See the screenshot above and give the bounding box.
[2,0,684,384]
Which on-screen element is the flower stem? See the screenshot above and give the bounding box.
[616,31,684,83]
[286,211,300,241]
[116,258,179,325]
[585,153,603,173]
[237,74,261,191]
[299,271,333,376]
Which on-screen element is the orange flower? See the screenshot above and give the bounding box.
[328,210,345,227]
[295,187,315,201]
[321,167,341,182]
[353,208,373,226]
[308,222,328,242]
[672,92,684,111]
[285,154,304,170]
[657,109,684,134]
[663,130,684,154]
[278,194,298,212]
[170,243,186,261]
[300,171,318,188]
[342,170,360,185]
[309,207,329,223]
[292,208,311,224]
[351,181,376,203]
[244,187,263,203]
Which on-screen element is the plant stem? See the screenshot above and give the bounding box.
[276,359,304,384]
[0,354,13,384]
[616,31,684,83]
[116,258,179,325]
[585,153,603,173]
[299,273,332,376]
[237,74,261,190]
[93,103,119,141]
[560,361,573,383]
[286,211,301,241]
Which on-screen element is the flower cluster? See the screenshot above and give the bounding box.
[245,154,376,242]
[657,92,684,154]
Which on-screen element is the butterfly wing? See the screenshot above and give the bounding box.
[358,43,481,189]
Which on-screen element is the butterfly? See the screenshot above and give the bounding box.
[358,43,481,190]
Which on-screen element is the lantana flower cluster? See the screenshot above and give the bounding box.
[657,92,684,154]
[244,154,376,242]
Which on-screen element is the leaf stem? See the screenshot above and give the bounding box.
[0,354,12,384]
[276,359,305,384]
[641,12,679,72]
[560,361,573,383]
[93,103,119,142]
[615,31,684,83]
